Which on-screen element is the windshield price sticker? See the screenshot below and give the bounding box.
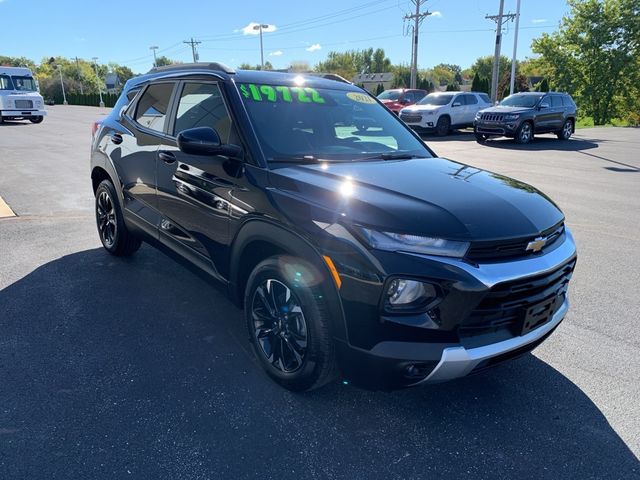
[346,92,376,104]
[240,84,326,104]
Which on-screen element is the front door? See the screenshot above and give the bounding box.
[156,80,248,274]
[449,94,467,125]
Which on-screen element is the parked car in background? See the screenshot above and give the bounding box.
[399,91,491,136]
[474,92,577,144]
[377,88,428,114]
[0,66,46,124]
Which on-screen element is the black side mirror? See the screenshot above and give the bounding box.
[177,127,243,159]
[539,102,550,110]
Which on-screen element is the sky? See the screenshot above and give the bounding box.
[0,0,570,73]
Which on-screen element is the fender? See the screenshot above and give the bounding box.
[228,218,348,341]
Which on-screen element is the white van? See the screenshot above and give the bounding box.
[0,66,46,124]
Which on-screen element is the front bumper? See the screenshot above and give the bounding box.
[474,121,517,137]
[0,109,47,117]
[336,230,577,390]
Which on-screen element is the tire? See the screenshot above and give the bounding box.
[557,119,573,140]
[514,121,534,144]
[474,129,487,143]
[0,114,4,125]
[95,180,141,257]
[435,116,451,136]
[245,255,338,392]
[29,116,44,124]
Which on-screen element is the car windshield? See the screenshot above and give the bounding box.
[239,83,431,163]
[377,90,401,101]
[500,94,543,108]
[11,76,37,91]
[0,74,13,90]
[417,93,454,106]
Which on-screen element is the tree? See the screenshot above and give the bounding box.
[536,78,550,92]
[238,62,273,70]
[471,73,481,92]
[155,56,177,67]
[314,48,391,79]
[468,55,512,81]
[497,72,530,99]
[375,83,385,95]
[532,0,640,125]
[434,63,463,83]
[446,83,460,91]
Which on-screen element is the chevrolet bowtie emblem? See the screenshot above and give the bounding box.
[526,237,547,253]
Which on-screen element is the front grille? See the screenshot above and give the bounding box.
[466,224,565,261]
[459,258,576,338]
[400,113,422,123]
[15,100,33,109]
[480,113,504,122]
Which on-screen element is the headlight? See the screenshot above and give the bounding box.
[386,279,437,306]
[504,114,520,121]
[35,100,43,108]
[358,227,470,258]
[475,112,482,120]
[424,110,437,115]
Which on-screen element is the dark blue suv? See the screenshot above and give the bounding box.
[90,63,576,391]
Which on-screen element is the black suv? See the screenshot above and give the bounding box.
[474,92,577,144]
[90,64,577,391]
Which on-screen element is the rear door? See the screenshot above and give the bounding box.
[462,94,480,124]
[449,94,466,125]
[535,94,556,132]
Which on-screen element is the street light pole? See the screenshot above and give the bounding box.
[92,57,105,108]
[150,46,159,67]
[56,65,68,105]
[252,24,269,69]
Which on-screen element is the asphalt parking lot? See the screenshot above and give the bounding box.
[1,105,639,479]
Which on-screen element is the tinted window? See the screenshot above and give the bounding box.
[415,91,427,100]
[563,95,575,107]
[550,95,562,107]
[377,90,402,101]
[464,94,478,105]
[479,93,491,103]
[0,74,13,90]
[501,94,544,107]
[417,93,454,106]
[134,83,174,133]
[173,82,234,142]
[403,92,416,102]
[239,84,431,162]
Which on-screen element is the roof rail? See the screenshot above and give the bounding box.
[147,62,235,74]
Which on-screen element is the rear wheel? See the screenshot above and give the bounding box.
[29,116,44,124]
[435,116,451,136]
[245,256,337,392]
[557,119,573,140]
[514,121,533,144]
[95,180,141,256]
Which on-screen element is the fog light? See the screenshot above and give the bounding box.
[385,279,437,309]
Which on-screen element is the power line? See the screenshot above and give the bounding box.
[404,0,431,89]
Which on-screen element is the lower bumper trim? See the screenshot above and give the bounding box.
[415,297,568,384]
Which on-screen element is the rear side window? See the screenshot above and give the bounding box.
[550,95,562,107]
[464,94,478,105]
[563,95,575,107]
[134,83,175,133]
[479,93,491,103]
[173,82,235,142]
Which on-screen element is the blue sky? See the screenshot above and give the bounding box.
[0,0,569,72]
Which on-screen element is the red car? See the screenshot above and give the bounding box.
[377,88,428,114]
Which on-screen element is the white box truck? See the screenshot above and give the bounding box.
[0,66,46,124]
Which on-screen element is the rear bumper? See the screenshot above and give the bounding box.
[0,109,47,117]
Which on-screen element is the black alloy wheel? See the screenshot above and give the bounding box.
[96,190,117,248]
[94,180,141,256]
[251,278,308,373]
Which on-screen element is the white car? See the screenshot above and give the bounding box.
[399,91,491,136]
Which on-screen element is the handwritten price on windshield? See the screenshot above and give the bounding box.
[239,84,326,104]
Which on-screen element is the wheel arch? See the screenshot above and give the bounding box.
[228,218,348,341]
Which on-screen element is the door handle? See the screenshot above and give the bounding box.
[159,151,177,164]
[110,133,123,145]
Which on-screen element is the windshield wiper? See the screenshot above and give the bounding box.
[362,153,423,161]
[270,156,322,164]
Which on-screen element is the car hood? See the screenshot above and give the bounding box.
[403,104,441,112]
[268,157,563,241]
[480,105,532,115]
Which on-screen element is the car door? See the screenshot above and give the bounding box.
[549,94,565,130]
[535,94,556,132]
[107,82,177,236]
[449,94,466,125]
[462,94,480,124]
[155,80,250,275]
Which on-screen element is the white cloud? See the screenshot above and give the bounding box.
[241,22,277,35]
[306,43,322,52]
[431,11,442,18]
[269,50,283,57]
[531,18,548,24]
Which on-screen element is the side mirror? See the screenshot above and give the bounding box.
[539,103,550,109]
[452,101,461,107]
[177,127,242,159]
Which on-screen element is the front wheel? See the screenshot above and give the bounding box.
[435,116,451,136]
[95,180,141,256]
[514,121,533,144]
[557,119,573,140]
[29,116,44,124]
[474,130,487,143]
[245,256,337,392]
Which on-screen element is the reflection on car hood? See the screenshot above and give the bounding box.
[268,157,564,241]
[480,106,532,114]
[402,104,440,112]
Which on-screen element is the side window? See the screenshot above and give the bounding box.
[563,95,575,107]
[453,95,463,106]
[134,83,175,133]
[173,82,234,143]
[550,95,562,107]
[464,94,478,105]
[415,91,427,101]
[479,93,491,104]
[402,92,414,103]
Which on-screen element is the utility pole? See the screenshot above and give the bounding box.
[56,65,68,105]
[150,46,159,67]
[74,56,83,94]
[404,0,432,89]
[183,38,201,63]
[92,57,105,108]
[486,1,516,103]
[509,0,522,96]
[252,24,270,69]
